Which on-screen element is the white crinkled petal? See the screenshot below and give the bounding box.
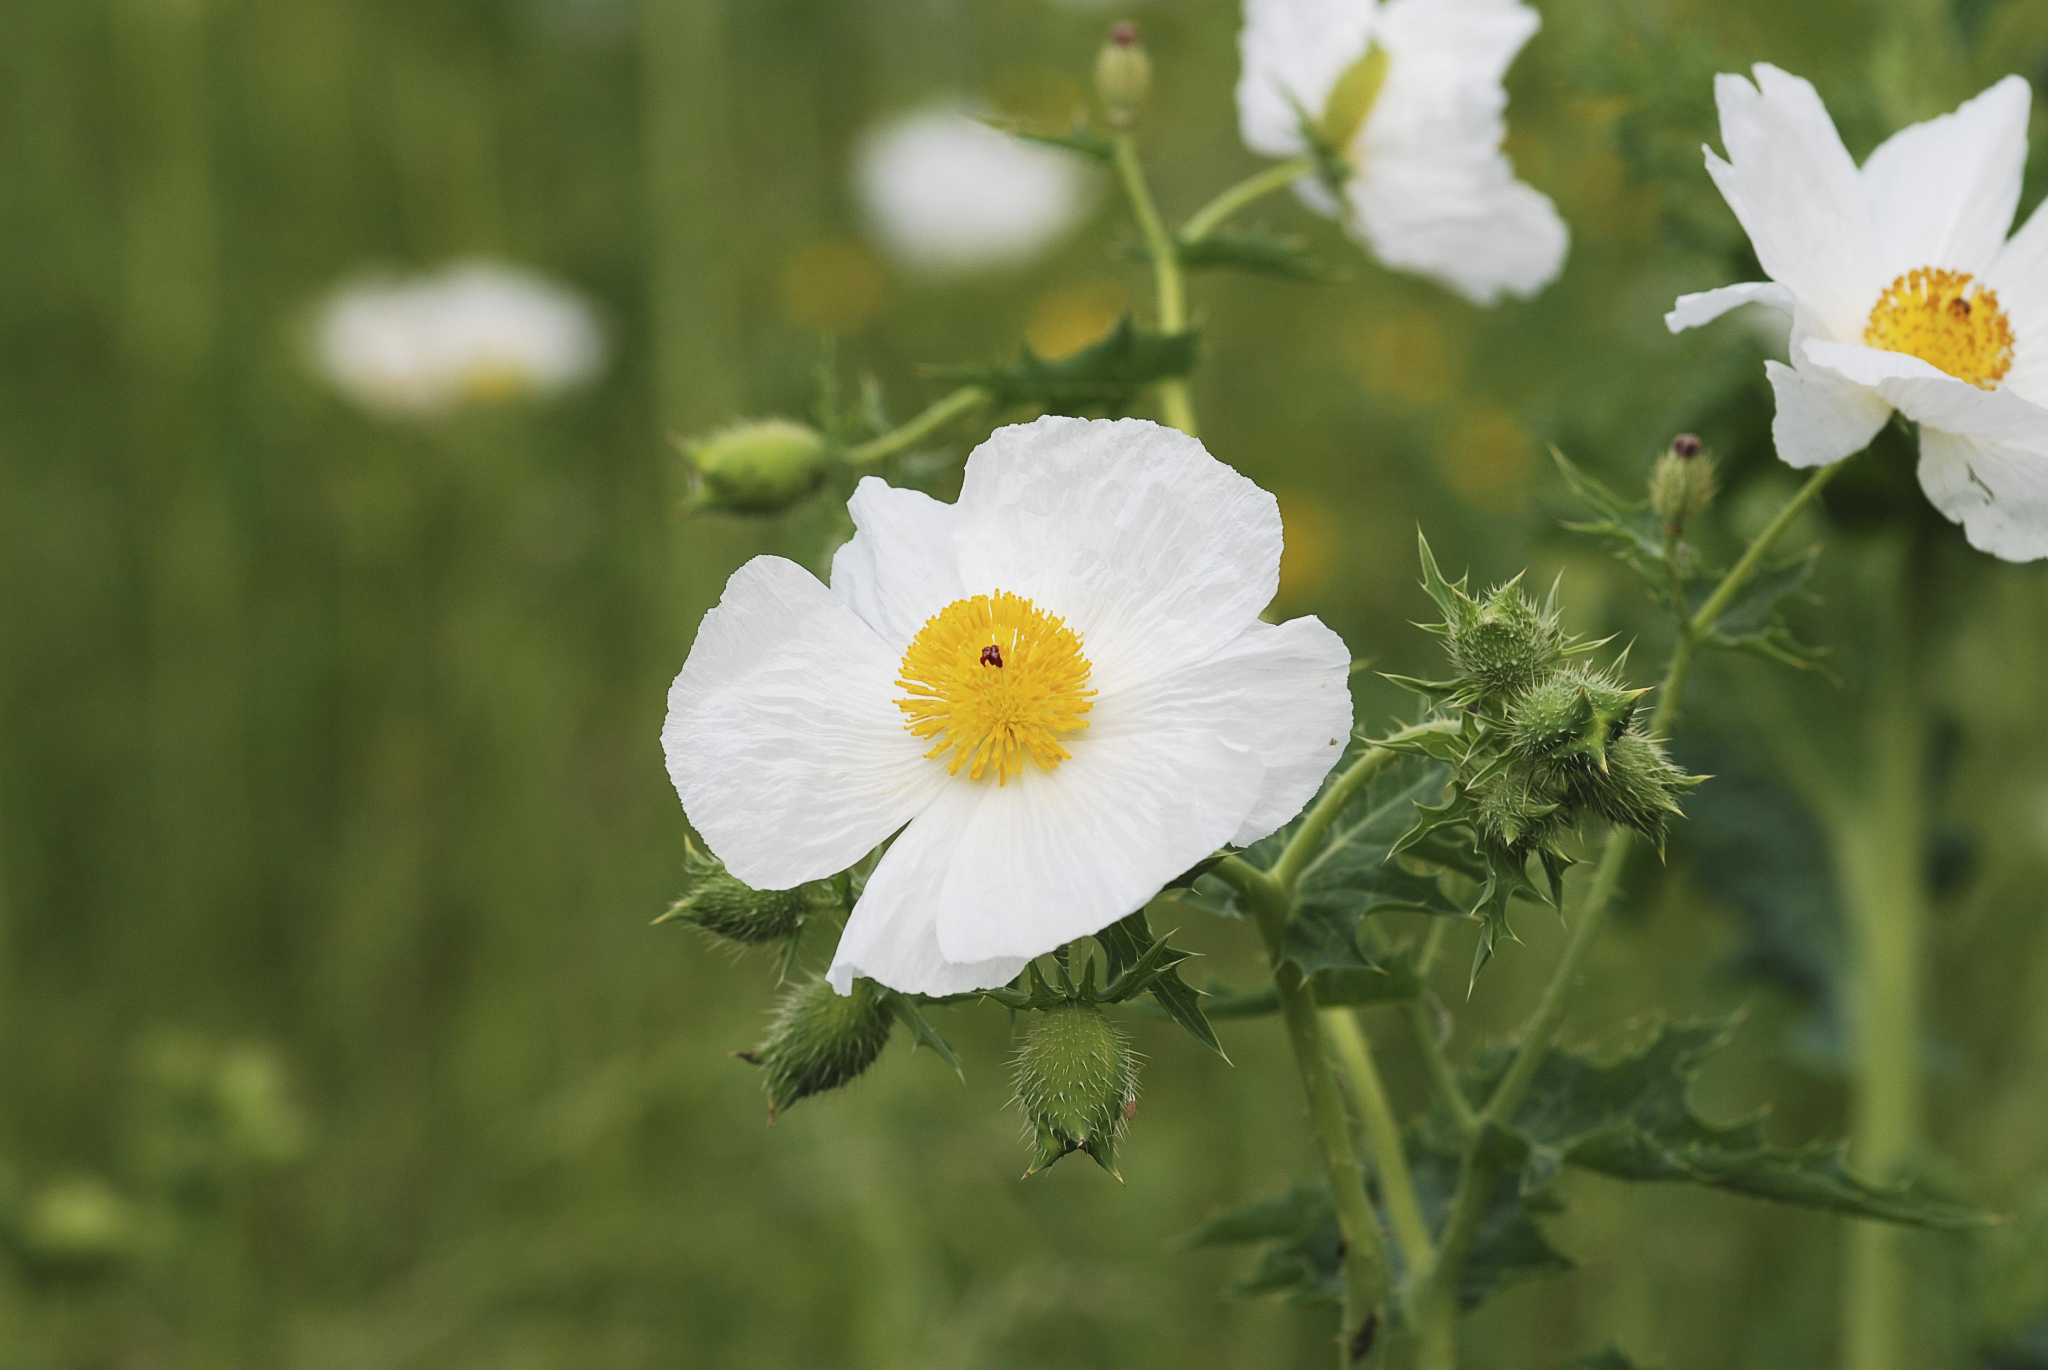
[1916,424,2048,563]
[826,783,1031,996]
[1346,0,1563,304]
[828,477,968,646]
[1765,359,1892,469]
[662,557,943,890]
[1665,281,1794,333]
[951,417,1284,697]
[1705,66,1877,337]
[1860,76,2031,279]
[1990,198,2048,405]
[1236,0,1379,160]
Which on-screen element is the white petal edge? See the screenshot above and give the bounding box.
[1765,359,1893,469]
[951,417,1284,698]
[1990,197,2048,405]
[828,477,968,647]
[1916,424,2048,563]
[1704,65,1877,338]
[1860,76,2031,279]
[1665,281,1794,333]
[662,556,943,889]
[1236,0,1379,160]
[1350,168,1569,306]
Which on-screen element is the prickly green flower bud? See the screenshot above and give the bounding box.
[658,867,812,946]
[1573,729,1702,851]
[1507,666,1649,777]
[1012,1003,1139,1180]
[682,418,831,515]
[742,977,893,1121]
[1473,765,1566,853]
[1094,22,1151,129]
[1649,433,1718,532]
[1446,581,1567,701]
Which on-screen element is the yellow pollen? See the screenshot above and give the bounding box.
[1863,267,2015,390]
[895,591,1095,785]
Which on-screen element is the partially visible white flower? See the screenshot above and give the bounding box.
[662,417,1353,996]
[1668,69,2047,561]
[1236,0,1568,305]
[852,107,1097,275]
[311,261,605,417]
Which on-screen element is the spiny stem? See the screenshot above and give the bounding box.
[1411,458,1847,1361]
[1181,156,1317,244]
[842,385,990,470]
[1110,132,1198,436]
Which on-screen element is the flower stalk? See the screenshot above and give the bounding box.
[1110,132,1198,436]
[842,385,991,470]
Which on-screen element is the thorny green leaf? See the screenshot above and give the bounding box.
[986,119,1114,163]
[879,990,964,1082]
[1095,911,1227,1060]
[1152,226,1340,281]
[925,316,1198,413]
[1467,1015,1990,1228]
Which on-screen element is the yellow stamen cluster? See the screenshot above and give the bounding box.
[896,591,1095,785]
[1863,267,2015,390]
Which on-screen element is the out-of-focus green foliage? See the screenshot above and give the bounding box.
[2,0,2047,1367]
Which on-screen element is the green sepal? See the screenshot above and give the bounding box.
[985,119,1114,163]
[878,990,964,1083]
[924,316,1198,413]
[1095,911,1227,1061]
[1168,227,1340,282]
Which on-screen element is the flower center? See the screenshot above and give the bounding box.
[896,591,1095,785]
[1863,267,2015,390]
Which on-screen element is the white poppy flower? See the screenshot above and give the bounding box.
[662,417,1354,996]
[1668,68,2048,561]
[1235,0,1568,305]
[312,261,604,417]
[852,107,1097,275]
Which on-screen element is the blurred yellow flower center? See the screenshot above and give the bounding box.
[1863,267,2015,390]
[896,591,1095,785]
[457,360,537,403]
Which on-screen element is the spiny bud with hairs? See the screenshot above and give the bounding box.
[1012,1002,1140,1180]
[1574,730,1703,855]
[740,977,893,1122]
[1094,22,1151,129]
[680,417,832,515]
[656,844,824,947]
[1402,533,1602,708]
[1648,432,1718,534]
[1505,664,1651,781]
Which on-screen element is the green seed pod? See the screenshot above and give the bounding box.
[1648,434,1718,532]
[660,868,810,946]
[1573,730,1702,851]
[1094,22,1152,129]
[683,418,832,515]
[1446,583,1567,701]
[743,977,893,1121]
[1012,1003,1139,1180]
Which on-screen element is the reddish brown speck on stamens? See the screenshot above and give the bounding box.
[1109,20,1138,46]
[1672,433,1702,459]
[980,644,1004,668]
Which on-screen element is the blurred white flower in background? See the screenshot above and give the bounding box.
[1668,68,2048,561]
[1236,0,1568,305]
[311,262,605,417]
[852,107,1098,275]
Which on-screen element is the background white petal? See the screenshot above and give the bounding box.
[1236,0,1380,159]
[1665,281,1794,333]
[952,418,1284,696]
[663,557,943,890]
[852,107,1096,274]
[1704,66,1876,337]
[828,477,969,646]
[1860,76,2031,280]
[1989,199,2048,404]
[1765,359,1893,469]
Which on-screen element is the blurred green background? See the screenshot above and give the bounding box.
[5,0,2048,1366]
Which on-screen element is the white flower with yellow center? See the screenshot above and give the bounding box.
[662,417,1353,996]
[852,107,1097,276]
[312,262,604,417]
[1236,0,1568,305]
[1668,68,2048,561]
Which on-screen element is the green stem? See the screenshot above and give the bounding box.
[1181,156,1318,243]
[1411,459,1847,1363]
[1840,545,1931,1370]
[1272,720,1461,893]
[842,386,991,469]
[1111,132,1198,436]
[1324,1009,1434,1269]
[1211,859,1386,1362]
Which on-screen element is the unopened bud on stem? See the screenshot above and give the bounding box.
[1095,22,1151,129]
[1649,433,1717,534]
[1012,1003,1140,1179]
[741,978,893,1121]
[680,418,831,515]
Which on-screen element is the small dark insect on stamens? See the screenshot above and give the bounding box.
[980,644,1004,669]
